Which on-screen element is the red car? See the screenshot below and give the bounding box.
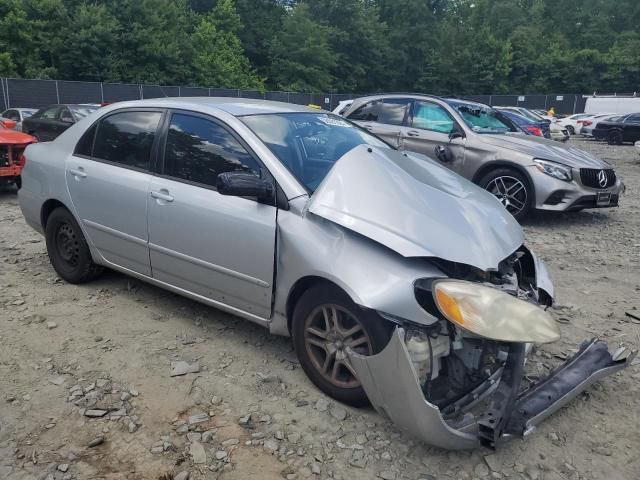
[0,119,37,189]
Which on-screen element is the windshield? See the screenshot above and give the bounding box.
[69,106,99,119]
[450,102,514,134]
[241,112,390,192]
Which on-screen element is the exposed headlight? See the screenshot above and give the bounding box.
[534,159,572,182]
[432,280,560,343]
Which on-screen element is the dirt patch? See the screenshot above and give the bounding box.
[1,137,639,479]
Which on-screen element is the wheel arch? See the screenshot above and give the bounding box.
[472,160,536,205]
[285,275,354,335]
[41,198,71,229]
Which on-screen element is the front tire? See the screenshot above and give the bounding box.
[292,283,391,407]
[567,125,575,135]
[45,207,103,284]
[478,168,532,220]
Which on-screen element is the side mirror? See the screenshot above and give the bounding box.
[217,172,274,201]
[448,130,464,141]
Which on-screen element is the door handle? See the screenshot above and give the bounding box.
[150,190,174,202]
[406,130,420,137]
[69,167,87,178]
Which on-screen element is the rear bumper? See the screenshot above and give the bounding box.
[348,328,634,450]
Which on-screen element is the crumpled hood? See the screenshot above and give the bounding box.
[307,145,524,271]
[0,128,35,145]
[480,134,611,168]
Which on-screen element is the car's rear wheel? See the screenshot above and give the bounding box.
[607,130,623,145]
[14,176,21,190]
[566,125,575,135]
[479,168,532,220]
[45,207,103,284]
[292,283,391,406]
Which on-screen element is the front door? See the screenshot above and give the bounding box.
[400,100,466,174]
[623,113,640,142]
[34,106,61,141]
[66,109,163,276]
[148,111,276,319]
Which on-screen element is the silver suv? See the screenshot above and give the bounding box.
[343,94,624,219]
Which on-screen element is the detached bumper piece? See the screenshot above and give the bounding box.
[348,328,634,450]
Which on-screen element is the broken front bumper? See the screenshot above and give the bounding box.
[348,328,634,450]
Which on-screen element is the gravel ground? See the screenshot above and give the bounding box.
[1,137,639,480]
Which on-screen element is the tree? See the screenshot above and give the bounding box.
[192,0,263,89]
[269,3,336,92]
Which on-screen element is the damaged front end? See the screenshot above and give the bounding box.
[347,251,634,449]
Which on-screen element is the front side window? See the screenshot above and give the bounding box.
[377,99,411,126]
[60,108,74,123]
[241,113,390,192]
[92,111,161,170]
[163,113,261,188]
[41,107,60,120]
[347,100,381,122]
[412,101,455,133]
[624,114,640,123]
[69,105,99,120]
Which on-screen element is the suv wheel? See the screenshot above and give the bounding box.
[292,283,391,406]
[45,207,103,283]
[479,168,532,220]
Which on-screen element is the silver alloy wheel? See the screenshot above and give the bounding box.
[303,304,373,389]
[486,175,528,216]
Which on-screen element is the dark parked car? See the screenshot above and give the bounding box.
[498,110,549,138]
[592,113,640,145]
[495,107,551,137]
[22,104,100,141]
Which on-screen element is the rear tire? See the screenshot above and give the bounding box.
[567,125,575,135]
[292,283,391,407]
[14,176,21,190]
[607,130,623,145]
[45,207,103,284]
[478,168,532,221]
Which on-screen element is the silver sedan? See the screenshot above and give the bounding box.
[18,98,633,449]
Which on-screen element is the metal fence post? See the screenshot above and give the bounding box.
[100,83,104,103]
[139,84,144,99]
[55,80,60,103]
[572,95,578,114]
[6,78,11,108]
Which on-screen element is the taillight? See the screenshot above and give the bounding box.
[525,126,543,136]
[583,120,592,126]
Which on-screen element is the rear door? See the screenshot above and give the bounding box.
[400,100,466,173]
[147,111,276,319]
[346,99,410,148]
[30,106,60,141]
[66,109,163,275]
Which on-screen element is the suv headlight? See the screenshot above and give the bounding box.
[534,159,572,182]
[432,280,560,343]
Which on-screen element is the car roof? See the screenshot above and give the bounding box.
[96,97,320,116]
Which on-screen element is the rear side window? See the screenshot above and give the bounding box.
[347,100,381,122]
[92,111,162,170]
[377,99,411,126]
[75,124,97,156]
[163,113,261,188]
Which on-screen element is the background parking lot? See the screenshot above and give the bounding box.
[1,138,639,480]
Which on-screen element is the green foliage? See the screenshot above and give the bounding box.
[0,0,638,94]
[269,3,336,92]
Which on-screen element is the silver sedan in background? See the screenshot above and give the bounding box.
[18,98,633,449]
